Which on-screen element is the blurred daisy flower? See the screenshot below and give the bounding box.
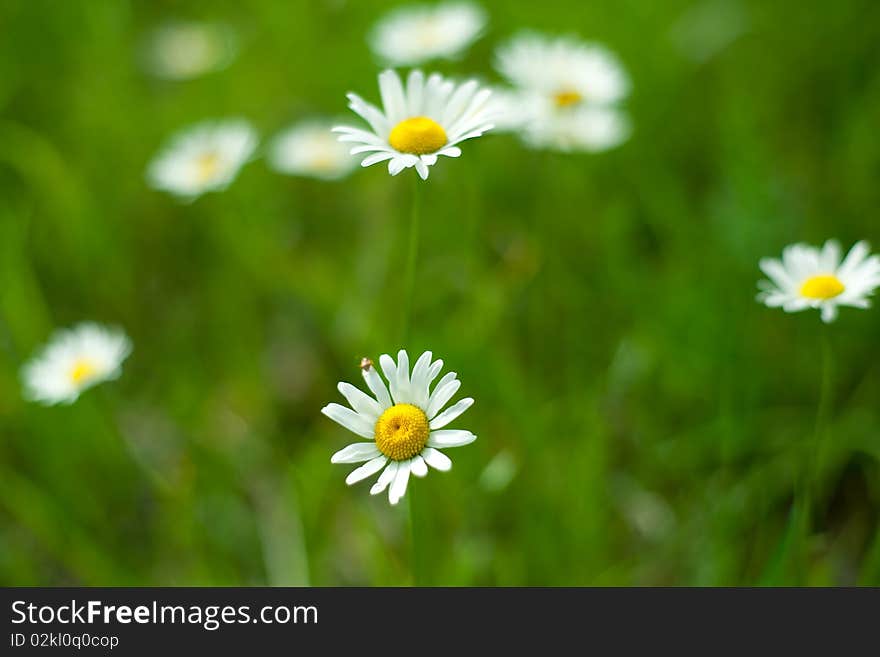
[147,120,258,200]
[369,2,487,67]
[495,33,631,152]
[268,120,358,181]
[22,323,132,406]
[758,240,880,323]
[143,21,237,81]
[334,69,495,180]
[322,351,476,505]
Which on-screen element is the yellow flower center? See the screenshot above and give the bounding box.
[800,274,845,300]
[553,89,583,108]
[195,151,221,183]
[70,359,98,385]
[374,403,430,461]
[416,22,442,48]
[388,117,447,155]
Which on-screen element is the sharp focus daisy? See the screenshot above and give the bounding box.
[322,351,476,505]
[22,323,132,405]
[147,120,258,200]
[268,120,358,181]
[757,240,880,323]
[143,21,237,81]
[369,2,487,67]
[333,69,495,180]
[495,33,631,152]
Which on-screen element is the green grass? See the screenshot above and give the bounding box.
[1,0,879,585]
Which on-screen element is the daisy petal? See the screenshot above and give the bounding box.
[331,442,381,464]
[363,365,393,409]
[427,376,460,418]
[389,460,411,505]
[428,429,477,448]
[321,403,375,439]
[410,454,428,477]
[338,382,382,420]
[346,455,388,485]
[421,447,452,472]
[430,398,474,429]
[371,461,398,495]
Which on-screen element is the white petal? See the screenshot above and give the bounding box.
[758,258,794,291]
[321,403,375,439]
[345,455,388,485]
[379,69,407,123]
[426,360,444,386]
[337,382,382,420]
[361,152,396,167]
[838,241,870,279]
[371,461,398,495]
[346,93,389,136]
[409,351,433,410]
[388,157,407,176]
[819,240,841,272]
[415,160,430,180]
[421,447,452,472]
[362,365,393,409]
[426,376,460,418]
[410,455,428,477]
[395,349,411,403]
[406,69,425,115]
[331,442,381,464]
[428,429,477,448]
[821,303,838,323]
[430,398,474,429]
[389,460,411,505]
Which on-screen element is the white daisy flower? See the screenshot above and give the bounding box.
[322,351,476,505]
[22,323,132,406]
[147,120,258,200]
[143,21,237,81]
[757,240,880,323]
[521,104,630,152]
[370,2,487,67]
[268,120,358,181]
[495,33,631,152]
[333,69,495,181]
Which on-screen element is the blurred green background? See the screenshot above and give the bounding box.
[1,0,879,586]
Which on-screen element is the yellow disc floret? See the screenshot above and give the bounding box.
[800,274,845,300]
[70,359,97,385]
[374,403,430,461]
[195,151,221,183]
[388,117,447,155]
[553,89,583,108]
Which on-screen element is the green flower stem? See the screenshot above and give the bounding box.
[401,178,422,345]
[796,327,833,583]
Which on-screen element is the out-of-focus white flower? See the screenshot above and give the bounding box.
[334,69,495,180]
[370,2,487,66]
[147,120,258,200]
[22,323,132,405]
[323,351,476,505]
[495,33,631,152]
[757,240,880,323]
[143,21,237,80]
[268,121,359,181]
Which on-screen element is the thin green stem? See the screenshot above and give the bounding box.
[812,329,833,476]
[407,484,425,586]
[795,327,833,583]
[401,179,422,345]
[400,177,424,586]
